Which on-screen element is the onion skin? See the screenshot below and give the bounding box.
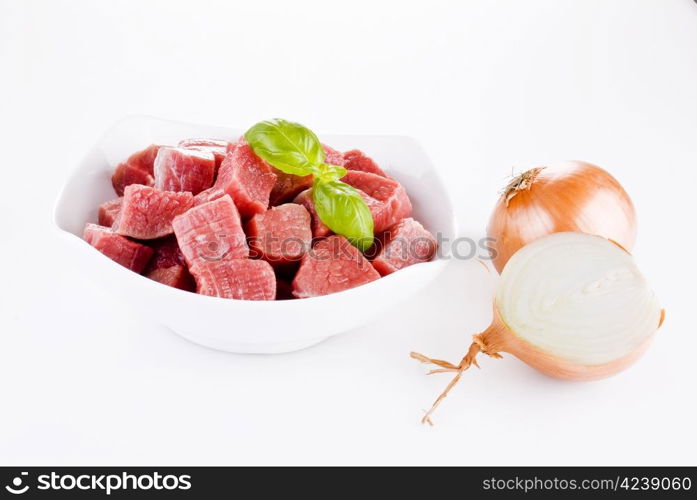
[487,162,637,273]
[411,306,663,425]
[411,234,664,425]
[478,307,659,382]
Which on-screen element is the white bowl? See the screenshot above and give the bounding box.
[53,116,456,353]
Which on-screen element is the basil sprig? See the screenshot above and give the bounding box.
[312,179,374,252]
[245,119,374,251]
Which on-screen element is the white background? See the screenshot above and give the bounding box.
[1,0,696,465]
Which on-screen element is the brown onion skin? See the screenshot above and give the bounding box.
[484,306,660,381]
[487,161,637,274]
[411,302,664,425]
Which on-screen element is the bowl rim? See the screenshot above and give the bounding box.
[52,114,458,308]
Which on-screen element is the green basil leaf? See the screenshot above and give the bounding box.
[244,118,325,176]
[316,163,348,182]
[313,179,374,251]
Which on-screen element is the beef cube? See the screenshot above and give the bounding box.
[111,144,159,196]
[343,149,388,177]
[269,170,313,206]
[323,144,346,166]
[144,235,186,271]
[154,147,216,195]
[146,265,195,291]
[246,204,312,265]
[193,187,226,206]
[342,171,412,233]
[142,237,193,290]
[268,145,345,206]
[172,195,248,266]
[293,189,332,238]
[190,259,276,300]
[371,218,437,275]
[177,138,231,171]
[292,235,380,298]
[111,165,154,197]
[214,143,277,218]
[98,198,123,227]
[114,184,194,240]
[83,223,153,273]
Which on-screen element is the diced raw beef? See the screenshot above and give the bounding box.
[172,195,248,266]
[246,204,312,265]
[177,138,231,170]
[371,218,437,276]
[111,144,160,196]
[144,235,186,271]
[292,235,380,298]
[146,265,195,291]
[293,184,381,240]
[214,143,277,218]
[111,165,154,197]
[342,171,412,233]
[269,170,313,206]
[98,198,123,227]
[190,259,276,300]
[114,184,194,240]
[343,149,388,177]
[154,147,216,195]
[83,223,153,273]
[275,279,295,300]
[193,187,226,206]
[323,144,346,166]
[293,189,332,238]
[267,145,343,206]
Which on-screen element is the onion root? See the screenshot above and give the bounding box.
[411,324,506,426]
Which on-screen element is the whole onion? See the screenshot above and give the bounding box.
[487,161,637,273]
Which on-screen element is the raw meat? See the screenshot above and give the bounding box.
[264,144,344,206]
[98,198,123,227]
[275,279,295,300]
[144,235,186,271]
[342,171,412,233]
[178,138,231,170]
[371,218,437,275]
[269,170,313,206]
[193,187,226,206]
[293,189,332,238]
[111,165,153,197]
[190,259,276,300]
[146,265,195,291]
[92,135,436,298]
[294,172,411,238]
[83,223,153,273]
[154,147,216,195]
[292,235,380,298]
[214,143,277,218]
[111,144,159,196]
[246,204,312,264]
[343,149,388,177]
[114,184,194,240]
[323,144,346,166]
[172,195,248,266]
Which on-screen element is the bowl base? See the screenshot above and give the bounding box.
[168,327,329,354]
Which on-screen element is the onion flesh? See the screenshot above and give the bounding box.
[487,162,637,273]
[411,232,662,425]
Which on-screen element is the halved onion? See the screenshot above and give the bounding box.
[487,161,637,273]
[412,232,663,425]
